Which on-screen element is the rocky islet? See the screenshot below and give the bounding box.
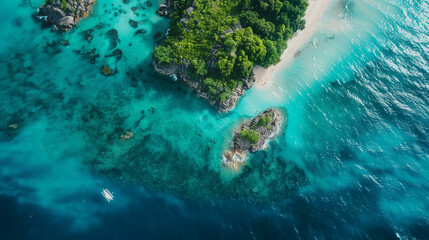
[222,108,285,170]
[37,0,96,31]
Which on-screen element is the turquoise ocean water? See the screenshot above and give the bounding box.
[0,0,428,239]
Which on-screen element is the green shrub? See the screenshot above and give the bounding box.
[257,115,272,126]
[240,129,259,144]
[191,59,208,76]
[61,0,68,10]
[153,45,174,65]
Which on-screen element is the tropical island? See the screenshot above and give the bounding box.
[153,0,308,112]
[29,0,321,198]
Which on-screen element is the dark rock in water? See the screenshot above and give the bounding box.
[105,49,123,62]
[95,24,103,29]
[145,1,153,7]
[88,50,100,64]
[84,48,100,64]
[80,29,94,43]
[123,0,129,3]
[61,40,70,46]
[105,29,119,50]
[153,32,162,39]
[130,76,139,87]
[134,29,147,36]
[37,0,95,31]
[139,1,146,9]
[73,48,100,64]
[156,0,173,17]
[222,108,285,170]
[131,7,138,11]
[129,19,138,28]
[44,40,62,55]
[101,66,113,76]
[86,49,100,64]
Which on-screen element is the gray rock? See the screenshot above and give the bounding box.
[234,108,284,152]
[37,0,95,31]
[57,16,74,31]
[232,22,242,30]
[185,7,194,16]
[224,28,234,34]
[38,5,66,23]
[156,0,173,17]
[218,85,244,112]
[223,21,241,35]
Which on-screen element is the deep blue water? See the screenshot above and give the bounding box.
[1,0,428,239]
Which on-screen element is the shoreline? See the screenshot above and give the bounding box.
[253,0,333,87]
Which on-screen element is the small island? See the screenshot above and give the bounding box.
[222,108,285,170]
[153,0,308,112]
[37,0,95,31]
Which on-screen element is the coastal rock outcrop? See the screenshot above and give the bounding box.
[156,0,174,17]
[153,60,255,112]
[37,0,95,31]
[222,108,285,170]
[153,1,254,112]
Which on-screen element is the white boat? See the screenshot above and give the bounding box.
[101,188,114,202]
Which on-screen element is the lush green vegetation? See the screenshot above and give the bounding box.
[61,0,68,11]
[240,129,259,144]
[257,115,273,126]
[153,0,308,102]
[44,0,68,10]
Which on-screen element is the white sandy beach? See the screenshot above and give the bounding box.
[253,0,333,87]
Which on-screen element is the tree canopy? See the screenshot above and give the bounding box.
[153,0,308,102]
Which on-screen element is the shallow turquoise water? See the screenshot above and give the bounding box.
[1,0,428,239]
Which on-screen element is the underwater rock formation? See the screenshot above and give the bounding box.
[101,65,112,76]
[121,131,133,140]
[222,108,285,170]
[37,0,95,31]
